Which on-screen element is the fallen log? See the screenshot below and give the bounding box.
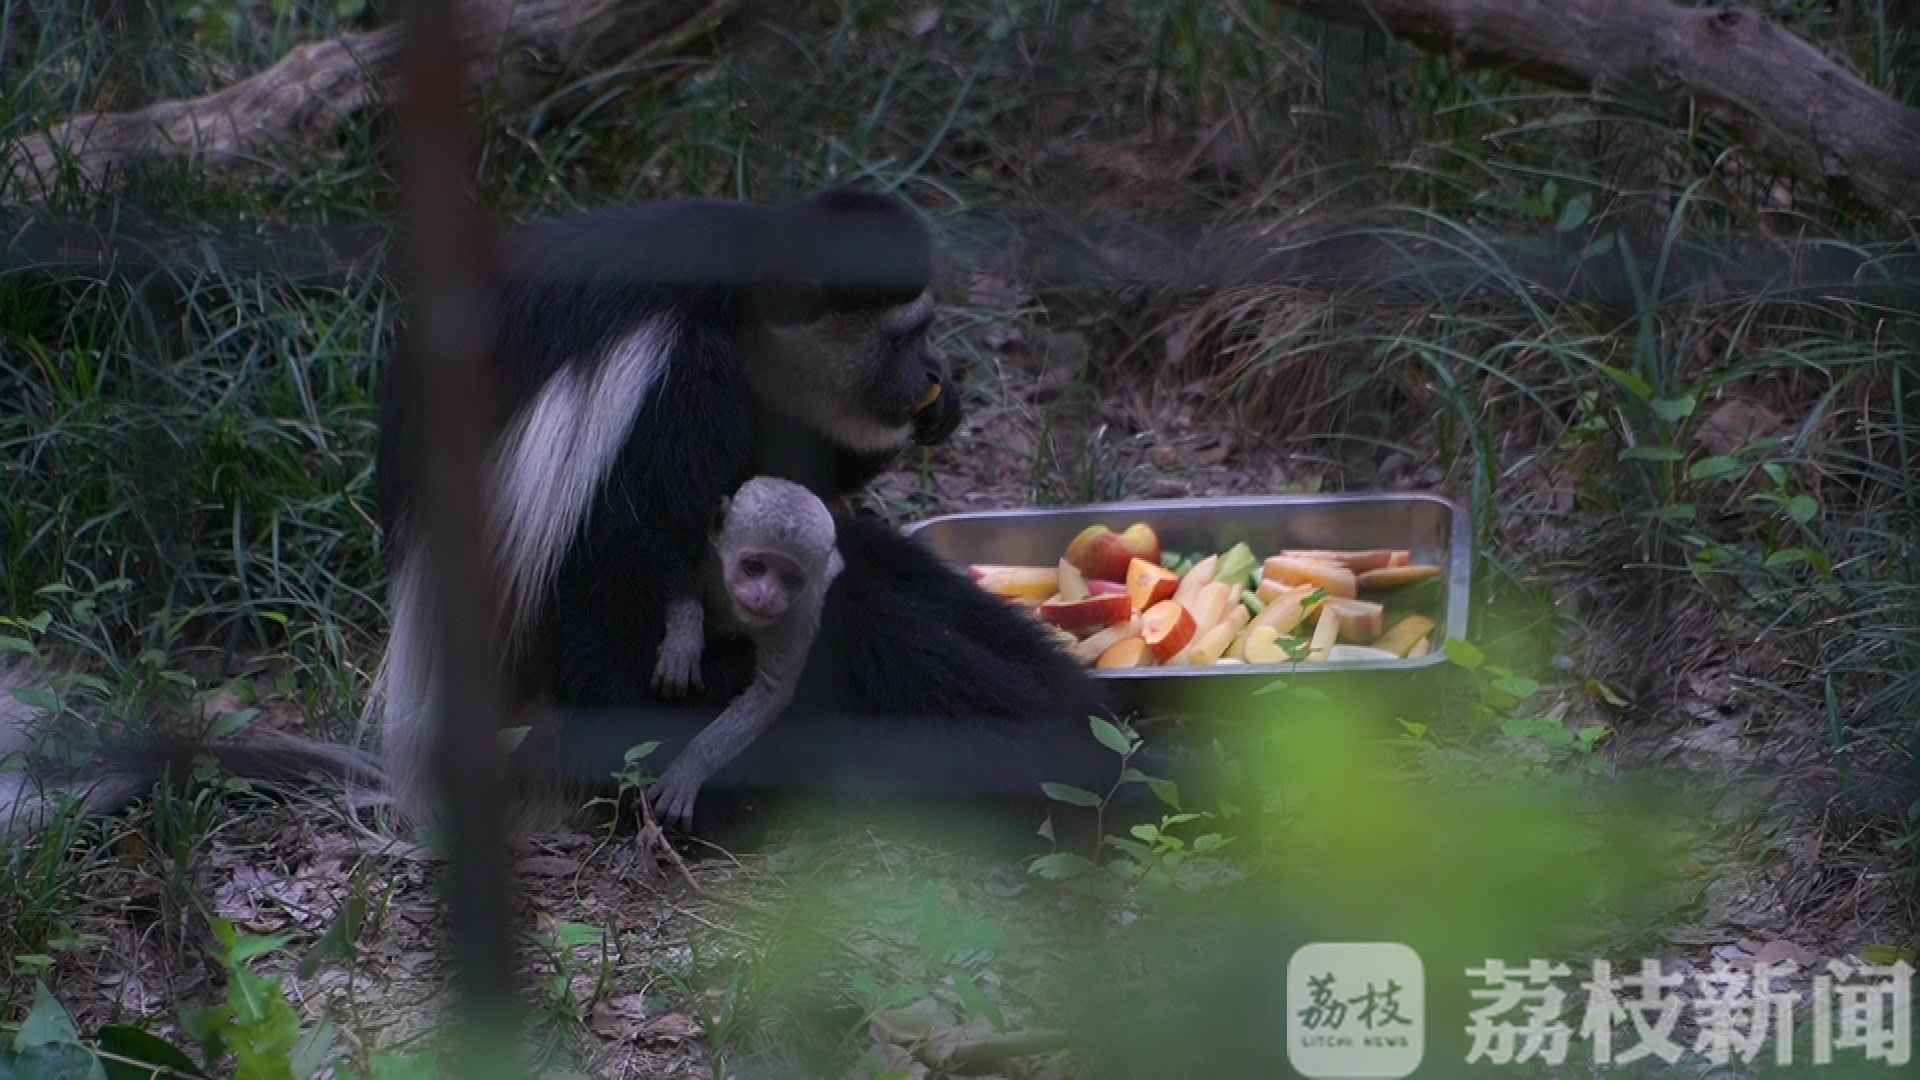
[0,0,750,204]
[1276,0,1920,227]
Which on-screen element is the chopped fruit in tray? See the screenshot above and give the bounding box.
[967,522,1447,669]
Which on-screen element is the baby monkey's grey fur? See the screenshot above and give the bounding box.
[648,476,843,828]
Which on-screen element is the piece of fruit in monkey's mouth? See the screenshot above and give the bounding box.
[917,382,942,412]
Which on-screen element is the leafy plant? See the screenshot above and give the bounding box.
[1028,717,1233,902]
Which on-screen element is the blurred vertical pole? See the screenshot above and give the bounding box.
[392,0,524,1072]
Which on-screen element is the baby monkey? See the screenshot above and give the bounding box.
[647,476,843,829]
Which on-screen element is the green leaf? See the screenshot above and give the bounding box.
[1147,778,1181,810]
[1641,504,1697,522]
[1765,548,1831,577]
[223,929,293,967]
[11,1043,106,1080]
[0,635,36,655]
[1618,446,1684,463]
[1039,783,1102,808]
[550,922,606,949]
[176,1004,230,1068]
[1648,394,1696,422]
[950,971,1006,1029]
[298,891,367,980]
[1027,852,1097,880]
[1689,455,1745,481]
[208,707,259,740]
[290,1017,339,1080]
[95,1025,207,1080]
[1443,638,1484,671]
[18,982,84,1052]
[1088,716,1133,757]
[1859,944,1918,966]
[1592,362,1652,401]
[7,688,58,714]
[1491,676,1540,700]
[1583,231,1617,257]
[1786,495,1819,524]
[1399,720,1428,739]
[1555,192,1592,232]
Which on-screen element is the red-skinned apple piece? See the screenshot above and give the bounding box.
[1125,558,1180,611]
[1056,558,1089,602]
[1140,600,1198,662]
[1038,593,1133,631]
[1064,523,1162,581]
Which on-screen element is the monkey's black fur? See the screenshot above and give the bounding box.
[375,188,1169,844]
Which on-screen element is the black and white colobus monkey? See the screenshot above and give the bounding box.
[369,187,1146,839]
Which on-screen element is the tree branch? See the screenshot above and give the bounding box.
[1279,0,1920,227]
[0,0,751,204]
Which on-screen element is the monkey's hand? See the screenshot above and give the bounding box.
[648,758,708,832]
[651,596,706,699]
[650,635,705,699]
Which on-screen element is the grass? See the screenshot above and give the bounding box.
[2,0,1918,1076]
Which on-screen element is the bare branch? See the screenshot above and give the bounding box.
[1279,0,1920,227]
[1,0,750,205]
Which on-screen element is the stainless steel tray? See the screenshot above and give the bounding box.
[901,493,1471,707]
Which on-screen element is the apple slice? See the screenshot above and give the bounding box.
[1095,637,1153,669]
[1242,625,1306,665]
[968,564,1060,602]
[1255,577,1301,605]
[1223,602,1252,637]
[1357,565,1443,590]
[1140,600,1198,662]
[1173,619,1238,666]
[1408,637,1432,658]
[1056,558,1089,603]
[1375,614,1436,657]
[1263,555,1358,598]
[1186,581,1238,638]
[1326,644,1401,663]
[1322,598,1386,642]
[1087,579,1129,597]
[1039,593,1133,631]
[1389,550,1412,568]
[1276,549,1401,573]
[1072,621,1139,664]
[1173,554,1220,607]
[1065,523,1162,581]
[1306,604,1341,662]
[1125,558,1181,612]
[1245,583,1316,639]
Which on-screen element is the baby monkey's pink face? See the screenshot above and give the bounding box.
[728,549,807,628]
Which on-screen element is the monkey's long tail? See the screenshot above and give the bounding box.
[0,657,387,842]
